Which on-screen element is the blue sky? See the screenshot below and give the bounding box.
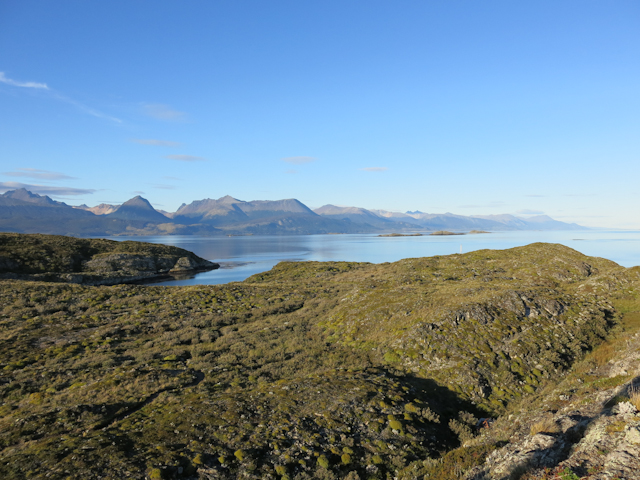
[1,1,639,228]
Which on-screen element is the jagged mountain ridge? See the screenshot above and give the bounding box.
[75,203,119,215]
[0,188,587,236]
[0,188,69,207]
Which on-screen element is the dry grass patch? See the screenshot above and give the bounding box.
[629,386,640,411]
[589,340,618,367]
[529,415,559,436]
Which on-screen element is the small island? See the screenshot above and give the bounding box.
[429,230,464,236]
[378,233,424,237]
[379,230,491,237]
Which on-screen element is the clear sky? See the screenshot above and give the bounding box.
[1,1,639,228]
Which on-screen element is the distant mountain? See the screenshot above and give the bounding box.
[314,205,420,231]
[0,188,68,207]
[371,211,585,232]
[519,214,584,230]
[106,196,169,223]
[0,191,197,236]
[174,196,252,226]
[173,196,359,234]
[404,212,511,231]
[0,188,589,236]
[175,196,316,225]
[370,209,423,223]
[75,203,119,215]
[0,189,121,236]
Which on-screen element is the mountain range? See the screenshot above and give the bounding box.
[0,188,586,236]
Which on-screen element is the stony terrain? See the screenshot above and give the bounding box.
[0,239,638,479]
[462,281,640,480]
[0,233,218,285]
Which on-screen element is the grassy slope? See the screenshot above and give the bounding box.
[0,242,634,479]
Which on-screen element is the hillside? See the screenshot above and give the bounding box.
[0,233,219,285]
[0,238,638,479]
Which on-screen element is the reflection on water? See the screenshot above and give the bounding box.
[107,231,640,286]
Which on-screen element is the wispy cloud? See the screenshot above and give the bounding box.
[164,154,206,162]
[52,93,122,123]
[285,169,298,174]
[131,138,181,147]
[0,181,95,196]
[132,191,145,195]
[0,72,121,123]
[3,168,75,181]
[149,184,177,190]
[360,167,388,172]
[282,156,316,165]
[143,104,187,121]
[517,209,545,215]
[0,72,49,89]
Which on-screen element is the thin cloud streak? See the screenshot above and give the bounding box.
[143,104,187,121]
[0,72,121,123]
[282,156,316,165]
[3,168,75,181]
[131,138,181,147]
[0,72,49,89]
[360,167,388,172]
[52,92,122,123]
[164,155,206,162]
[0,181,95,196]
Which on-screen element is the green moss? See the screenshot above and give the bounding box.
[384,352,401,363]
[317,455,330,468]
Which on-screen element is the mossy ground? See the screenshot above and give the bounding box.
[0,242,636,479]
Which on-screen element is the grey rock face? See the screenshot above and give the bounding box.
[84,253,174,273]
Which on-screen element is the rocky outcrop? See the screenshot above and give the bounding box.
[0,233,219,285]
[465,327,640,480]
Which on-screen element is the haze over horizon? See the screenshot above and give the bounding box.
[1,1,639,228]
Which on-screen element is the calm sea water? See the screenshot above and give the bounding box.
[106,230,640,286]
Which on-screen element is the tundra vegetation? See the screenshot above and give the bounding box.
[0,234,638,479]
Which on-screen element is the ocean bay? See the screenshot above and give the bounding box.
[107,230,640,286]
